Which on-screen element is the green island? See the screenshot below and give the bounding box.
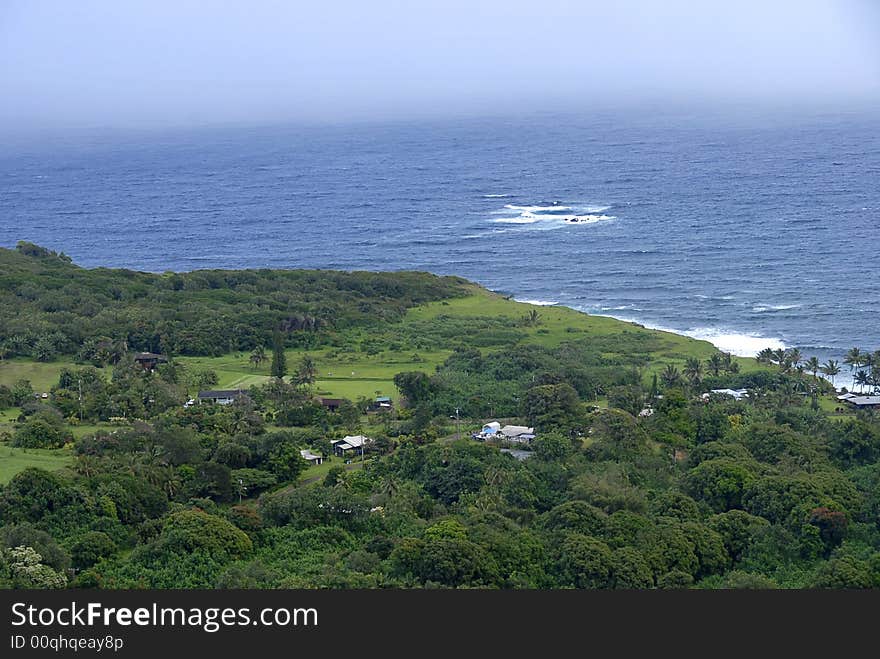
[1,242,879,589]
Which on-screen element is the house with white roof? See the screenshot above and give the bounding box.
[473,421,536,443]
[331,435,373,457]
[841,395,880,409]
[499,425,536,443]
[300,449,324,465]
[702,388,749,401]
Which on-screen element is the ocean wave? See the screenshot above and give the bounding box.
[680,327,786,356]
[489,200,616,229]
[562,214,616,224]
[643,323,786,357]
[493,216,541,224]
[751,303,802,313]
[482,194,508,198]
[515,298,558,306]
[600,304,644,312]
[493,213,615,225]
[504,204,571,212]
[580,308,787,357]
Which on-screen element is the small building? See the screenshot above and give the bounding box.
[134,352,168,371]
[842,395,880,409]
[481,421,502,435]
[300,449,324,465]
[473,421,535,442]
[499,425,536,443]
[370,396,393,411]
[703,388,749,401]
[331,435,373,457]
[318,397,344,412]
[197,389,250,405]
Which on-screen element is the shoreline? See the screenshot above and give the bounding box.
[510,295,858,390]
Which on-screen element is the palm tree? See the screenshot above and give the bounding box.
[683,357,703,386]
[73,455,101,478]
[854,370,870,394]
[772,348,788,369]
[756,347,775,365]
[380,475,400,500]
[844,347,864,376]
[805,356,820,380]
[706,354,724,377]
[720,352,740,374]
[787,348,803,371]
[160,467,181,500]
[820,359,841,388]
[660,364,682,388]
[249,345,266,371]
[523,309,542,326]
[295,354,318,387]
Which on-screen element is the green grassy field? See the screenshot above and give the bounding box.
[0,445,73,484]
[0,358,83,392]
[177,287,766,400]
[297,456,368,484]
[405,288,764,381]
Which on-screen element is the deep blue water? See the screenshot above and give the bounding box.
[1,110,878,367]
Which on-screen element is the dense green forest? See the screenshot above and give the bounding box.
[1,244,879,589]
[0,242,468,359]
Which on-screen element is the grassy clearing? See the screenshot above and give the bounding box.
[297,456,367,484]
[179,286,759,401]
[0,445,72,484]
[0,358,83,392]
[405,288,765,382]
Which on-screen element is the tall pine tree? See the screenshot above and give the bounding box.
[270,331,287,379]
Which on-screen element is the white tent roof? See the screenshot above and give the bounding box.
[500,425,534,437]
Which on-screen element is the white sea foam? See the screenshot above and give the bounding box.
[489,200,615,230]
[587,313,786,358]
[483,194,509,198]
[504,204,571,212]
[563,214,615,224]
[493,216,541,224]
[515,298,558,306]
[601,304,643,311]
[751,303,802,313]
[679,327,786,357]
[493,213,614,225]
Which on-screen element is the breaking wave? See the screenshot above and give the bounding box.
[490,200,616,227]
[677,327,787,357]
[514,298,559,306]
[751,303,802,313]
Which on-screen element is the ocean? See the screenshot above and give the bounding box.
[1,108,878,371]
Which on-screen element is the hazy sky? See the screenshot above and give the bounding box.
[1,0,878,129]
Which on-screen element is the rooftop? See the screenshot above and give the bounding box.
[134,352,167,361]
[197,389,249,399]
[332,435,372,448]
[500,425,535,437]
[846,396,880,406]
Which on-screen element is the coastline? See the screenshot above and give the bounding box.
[511,295,857,390]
